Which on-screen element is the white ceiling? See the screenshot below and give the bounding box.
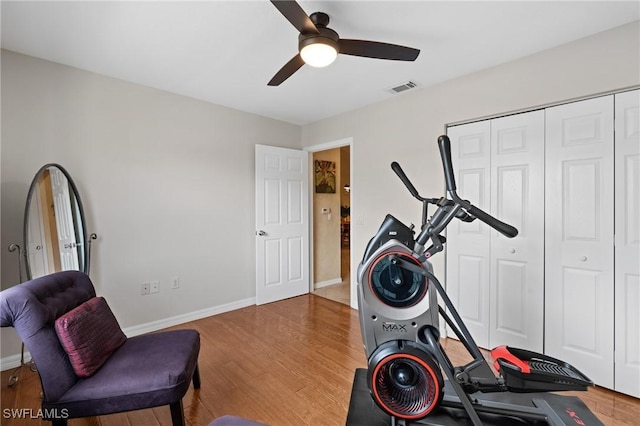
[2,1,638,125]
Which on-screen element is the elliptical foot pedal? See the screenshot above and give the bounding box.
[491,346,593,392]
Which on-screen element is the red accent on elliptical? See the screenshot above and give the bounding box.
[371,352,442,419]
[491,345,531,374]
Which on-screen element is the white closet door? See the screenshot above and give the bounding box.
[614,89,640,397]
[545,96,614,389]
[447,121,491,348]
[489,111,545,351]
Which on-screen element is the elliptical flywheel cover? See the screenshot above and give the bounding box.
[368,252,428,308]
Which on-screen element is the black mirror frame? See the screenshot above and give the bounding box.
[23,163,88,280]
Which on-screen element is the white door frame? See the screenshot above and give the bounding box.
[304,137,356,308]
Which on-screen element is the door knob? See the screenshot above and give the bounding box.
[257,230,267,236]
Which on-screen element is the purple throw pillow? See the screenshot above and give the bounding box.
[55,297,127,378]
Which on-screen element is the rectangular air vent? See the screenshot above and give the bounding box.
[388,80,418,94]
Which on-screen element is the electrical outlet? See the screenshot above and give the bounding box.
[171,276,180,289]
[150,280,159,294]
[141,282,150,295]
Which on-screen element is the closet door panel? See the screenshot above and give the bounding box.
[614,89,640,397]
[545,96,614,389]
[490,110,545,351]
[447,121,491,348]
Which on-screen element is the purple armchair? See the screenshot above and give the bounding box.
[0,270,200,426]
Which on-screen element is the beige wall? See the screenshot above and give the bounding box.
[312,148,341,285]
[302,21,640,304]
[0,50,301,359]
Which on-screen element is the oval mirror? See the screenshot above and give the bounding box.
[23,164,89,279]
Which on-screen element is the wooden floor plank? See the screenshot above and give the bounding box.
[2,294,638,425]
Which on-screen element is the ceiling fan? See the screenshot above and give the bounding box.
[268,0,420,86]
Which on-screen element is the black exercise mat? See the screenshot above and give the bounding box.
[345,369,603,426]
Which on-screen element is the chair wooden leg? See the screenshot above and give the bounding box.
[170,400,185,426]
[192,363,201,389]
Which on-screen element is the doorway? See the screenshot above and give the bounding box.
[310,145,351,306]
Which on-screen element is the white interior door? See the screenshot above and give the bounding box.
[489,110,544,351]
[50,167,79,271]
[447,121,492,348]
[545,96,614,389]
[614,89,640,397]
[26,185,49,277]
[255,145,310,305]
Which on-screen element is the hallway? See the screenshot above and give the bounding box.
[312,247,350,306]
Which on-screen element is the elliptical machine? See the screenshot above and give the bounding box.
[355,135,600,425]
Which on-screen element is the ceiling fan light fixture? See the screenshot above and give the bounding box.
[268,3,420,86]
[300,40,338,67]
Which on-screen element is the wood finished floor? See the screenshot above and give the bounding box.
[1,294,638,425]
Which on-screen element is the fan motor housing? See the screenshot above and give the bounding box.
[298,27,339,52]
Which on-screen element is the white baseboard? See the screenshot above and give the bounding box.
[122,297,256,337]
[0,297,255,371]
[0,351,33,372]
[314,277,342,289]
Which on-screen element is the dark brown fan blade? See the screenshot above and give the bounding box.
[339,39,420,61]
[268,54,305,86]
[271,1,318,34]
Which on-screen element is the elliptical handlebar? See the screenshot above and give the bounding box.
[437,135,458,192]
[437,135,518,238]
[391,161,439,204]
[467,205,518,238]
[391,161,420,199]
[390,136,518,246]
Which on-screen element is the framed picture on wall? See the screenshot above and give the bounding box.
[314,160,336,193]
